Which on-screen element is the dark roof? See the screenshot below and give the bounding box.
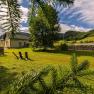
[0,32,30,40]
[0,33,5,40]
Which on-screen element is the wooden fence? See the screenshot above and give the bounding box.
[68,44,94,51]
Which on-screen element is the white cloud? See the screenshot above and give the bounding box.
[73,0,94,24]
[20,6,29,23]
[59,24,71,33]
[20,27,28,32]
[18,0,29,23]
[58,0,94,31]
[20,24,29,32]
[60,24,90,33]
[70,25,90,32]
[18,0,29,4]
[18,0,22,4]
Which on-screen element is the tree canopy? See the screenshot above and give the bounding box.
[29,3,58,49]
[28,0,75,49]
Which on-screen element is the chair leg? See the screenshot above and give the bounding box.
[19,52,23,59]
[25,52,29,60]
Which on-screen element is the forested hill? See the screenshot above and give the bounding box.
[63,29,94,41]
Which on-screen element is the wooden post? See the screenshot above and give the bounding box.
[19,52,23,59]
[25,52,29,60]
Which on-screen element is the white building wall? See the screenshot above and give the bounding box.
[10,40,29,48]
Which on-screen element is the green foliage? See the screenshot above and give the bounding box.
[0,0,21,35]
[87,29,94,37]
[29,3,58,49]
[60,43,68,51]
[58,0,74,5]
[8,53,94,94]
[37,2,58,31]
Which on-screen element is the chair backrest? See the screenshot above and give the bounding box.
[13,51,30,60]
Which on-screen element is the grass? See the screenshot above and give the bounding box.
[82,36,94,41]
[59,36,94,44]
[0,48,94,93]
[76,36,94,43]
[0,48,72,74]
[1,48,94,72]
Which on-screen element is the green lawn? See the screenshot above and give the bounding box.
[0,48,71,74]
[0,48,94,93]
[1,48,94,73]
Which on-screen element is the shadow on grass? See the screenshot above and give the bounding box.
[34,49,94,56]
[0,66,17,93]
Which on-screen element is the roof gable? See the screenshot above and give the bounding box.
[0,32,30,40]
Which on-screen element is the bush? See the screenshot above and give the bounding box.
[60,43,68,51]
[0,47,4,56]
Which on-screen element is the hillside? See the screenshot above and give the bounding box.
[63,29,94,43]
[77,36,94,43]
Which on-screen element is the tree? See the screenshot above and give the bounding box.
[29,3,58,50]
[0,0,21,36]
[29,0,74,50]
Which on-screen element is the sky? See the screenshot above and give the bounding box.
[17,0,94,33]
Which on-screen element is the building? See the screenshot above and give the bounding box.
[0,32,30,48]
